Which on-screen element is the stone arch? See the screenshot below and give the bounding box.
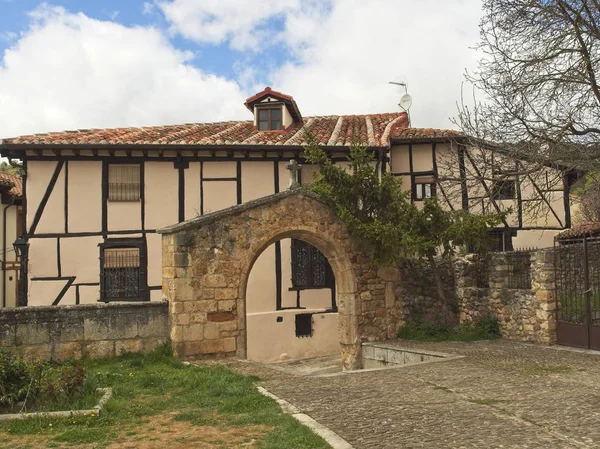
[159,190,400,370]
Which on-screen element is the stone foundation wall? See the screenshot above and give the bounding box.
[396,259,456,322]
[0,302,169,360]
[455,250,556,344]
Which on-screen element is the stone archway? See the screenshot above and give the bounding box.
[159,189,400,370]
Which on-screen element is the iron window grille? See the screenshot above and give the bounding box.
[257,107,282,131]
[108,164,141,201]
[99,239,149,302]
[505,249,533,289]
[291,239,332,290]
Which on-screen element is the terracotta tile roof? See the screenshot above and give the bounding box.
[0,173,22,198]
[556,222,600,240]
[2,112,410,148]
[391,127,464,141]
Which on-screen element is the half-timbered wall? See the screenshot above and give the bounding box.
[389,141,571,248]
[23,157,334,319]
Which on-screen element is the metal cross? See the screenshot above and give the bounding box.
[286,159,302,190]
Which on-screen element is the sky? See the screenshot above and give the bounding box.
[0,0,483,139]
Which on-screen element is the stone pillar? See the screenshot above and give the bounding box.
[531,249,557,344]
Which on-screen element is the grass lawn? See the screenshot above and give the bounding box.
[0,345,330,449]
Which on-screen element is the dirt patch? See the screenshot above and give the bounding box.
[0,412,273,449]
[107,412,272,449]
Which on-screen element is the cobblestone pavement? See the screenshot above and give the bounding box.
[221,341,600,448]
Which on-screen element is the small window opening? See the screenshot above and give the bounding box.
[413,175,436,201]
[257,107,282,131]
[291,239,332,289]
[108,164,140,201]
[295,313,313,337]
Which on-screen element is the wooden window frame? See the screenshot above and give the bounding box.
[107,163,141,202]
[290,239,333,290]
[412,173,436,201]
[256,106,283,131]
[99,238,149,302]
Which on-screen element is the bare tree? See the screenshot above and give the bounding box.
[457,0,600,170]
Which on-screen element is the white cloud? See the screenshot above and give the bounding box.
[0,4,248,138]
[271,0,483,128]
[157,0,482,129]
[155,0,301,51]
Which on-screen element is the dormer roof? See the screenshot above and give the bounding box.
[244,87,303,123]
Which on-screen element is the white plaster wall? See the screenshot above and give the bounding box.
[28,161,65,234]
[28,238,58,278]
[60,236,103,283]
[412,144,433,172]
[246,245,277,314]
[203,181,237,213]
[78,285,100,305]
[390,145,410,173]
[146,232,162,288]
[204,161,236,178]
[247,311,339,362]
[513,230,558,249]
[144,162,178,229]
[241,161,274,202]
[107,202,141,231]
[29,279,75,307]
[68,161,102,232]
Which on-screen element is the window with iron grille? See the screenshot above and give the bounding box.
[291,239,332,289]
[100,240,148,302]
[108,164,141,201]
[257,107,282,131]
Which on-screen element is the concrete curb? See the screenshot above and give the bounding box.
[257,386,354,449]
[0,388,113,422]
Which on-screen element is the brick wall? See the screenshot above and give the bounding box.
[0,302,169,360]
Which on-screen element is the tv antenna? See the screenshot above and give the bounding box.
[389,81,412,125]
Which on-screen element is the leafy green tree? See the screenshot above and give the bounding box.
[0,160,23,175]
[304,139,506,318]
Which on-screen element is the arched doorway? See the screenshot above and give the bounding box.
[159,190,399,370]
[245,237,338,363]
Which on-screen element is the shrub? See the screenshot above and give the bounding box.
[398,314,500,342]
[0,349,87,413]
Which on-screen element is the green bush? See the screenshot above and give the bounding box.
[0,349,87,413]
[398,314,500,342]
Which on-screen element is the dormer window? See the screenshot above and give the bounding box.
[244,87,303,131]
[258,107,282,131]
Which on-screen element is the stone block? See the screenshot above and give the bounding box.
[16,324,50,345]
[203,322,220,340]
[173,252,189,267]
[185,300,217,313]
[85,340,115,358]
[204,274,226,288]
[360,291,372,301]
[184,324,204,341]
[201,339,224,354]
[222,337,236,353]
[55,343,82,360]
[207,311,235,322]
[115,339,142,355]
[218,300,236,312]
[215,288,238,300]
[173,313,190,326]
[218,320,238,332]
[138,316,169,338]
[21,345,51,361]
[183,341,203,357]
[171,325,184,342]
[84,318,138,341]
[141,338,167,353]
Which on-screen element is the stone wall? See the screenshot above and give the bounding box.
[396,259,456,321]
[0,302,169,360]
[455,250,556,344]
[160,189,403,370]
